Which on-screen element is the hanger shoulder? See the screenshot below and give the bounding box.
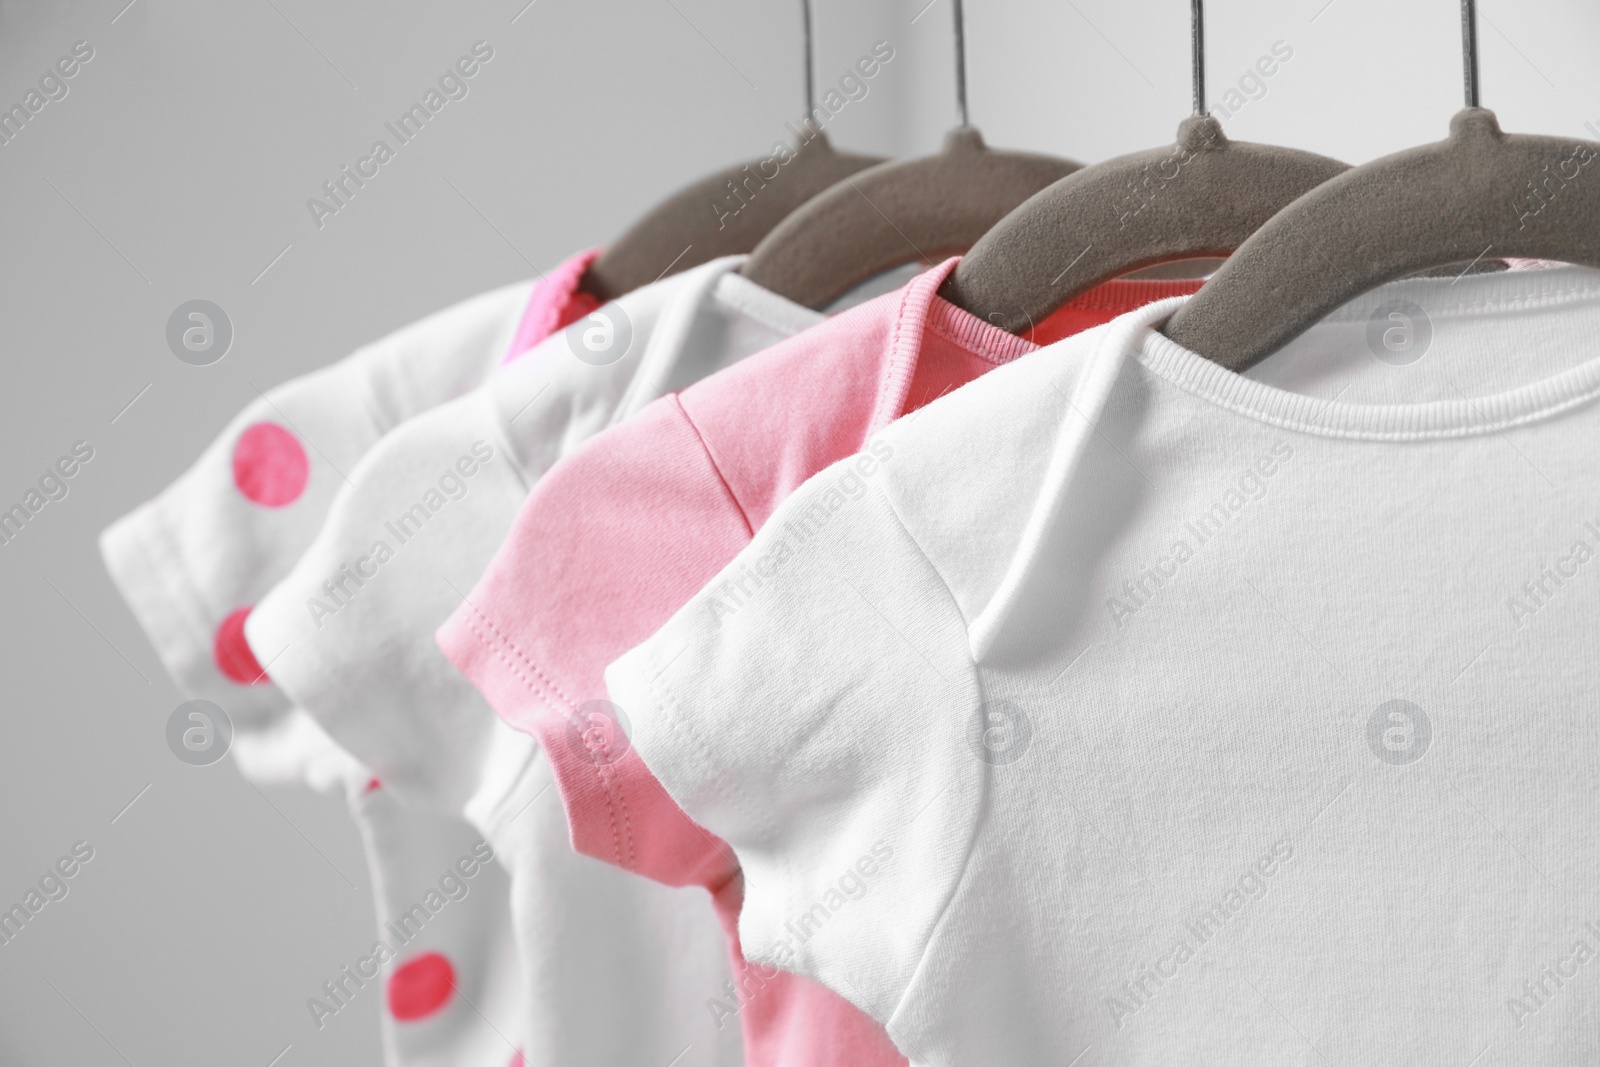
[1165,109,1600,370]
[740,127,1081,309]
[582,132,885,303]
[941,117,1348,333]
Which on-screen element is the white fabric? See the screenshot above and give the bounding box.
[101,279,532,726]
[610,265,1600,1067]
[247,255,825,1067]
[350,785,523,1067]
[100,276,538,1066]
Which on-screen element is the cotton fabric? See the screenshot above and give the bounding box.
[438,258,1202,1067]
[100,252,597,1066]
[609,266,1600,1066]
[246,254,832,1067]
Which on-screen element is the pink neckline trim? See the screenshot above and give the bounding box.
[502,248,603,365]
[869,261,1207,432]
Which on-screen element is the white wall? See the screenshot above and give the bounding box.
[1,1,1597,1064]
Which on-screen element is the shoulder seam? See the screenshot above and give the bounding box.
[672,394,756,540]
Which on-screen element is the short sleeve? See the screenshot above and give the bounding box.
[101,357,391,726]
[99,280,530,725]
[436,395,754,887]
[242,389,531,813]
[605,453,984,1029]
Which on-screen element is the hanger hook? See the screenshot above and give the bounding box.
[1191,0,1206,116]
[1461,0,1480,108]
[952,0,970,128]
[801,0,816,119]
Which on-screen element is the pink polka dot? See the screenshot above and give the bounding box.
[388,952,455,1021]
[364,777,382,793]
[214,607,268,685]
[507,1052,524,1067]
[232,422,308,506]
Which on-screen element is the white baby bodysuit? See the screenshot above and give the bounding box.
[245,254,827,1067]
[609,266,1600,1067]
[102,277,540,725]
[101,257,597,1066]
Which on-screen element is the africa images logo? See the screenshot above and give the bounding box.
[306,840,495,1030]
[1103,841,1295,1029]
[306,41,494,229]
[304,441,495,629]
[1366,700,1430,766]
[1106,442,1294,629]
[968,699,1033,765]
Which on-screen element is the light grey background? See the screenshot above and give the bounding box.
[1,0,1596,1063]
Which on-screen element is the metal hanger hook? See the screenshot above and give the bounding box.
[1191,0,1206,116]
[1461,0,1480,108]
[953,0,970,128]
[801,0,816,118]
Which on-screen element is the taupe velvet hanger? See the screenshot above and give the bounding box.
[939,0,1348,336]
[739,0,1082,310]
[580,0,883,303]
[1163,0,1600,371]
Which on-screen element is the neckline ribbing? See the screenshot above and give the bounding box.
[1124,266,1600,441]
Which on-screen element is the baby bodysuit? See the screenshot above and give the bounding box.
[244,254,829,1067]
[435,258,1202,1067]
[102,250,597,725]
[607,265,1600,1066]
[224,707,523,1065]
[100,250,597,1067]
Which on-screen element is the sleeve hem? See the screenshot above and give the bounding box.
[605,635,778,843]
[435,598,639,871]
[99,502,214,694]
[612,475,972,1042]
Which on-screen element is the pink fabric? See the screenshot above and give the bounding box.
[231,422,310,506]
[502,248,603,365]
[437,261,1201,1067]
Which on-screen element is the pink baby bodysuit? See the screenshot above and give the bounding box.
[436,261,1200,1067]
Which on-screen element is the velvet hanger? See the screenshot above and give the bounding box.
[1163,0,1600,371]
[939,0,1349,337]
[580,0,884,303]
[739,0,1082,310]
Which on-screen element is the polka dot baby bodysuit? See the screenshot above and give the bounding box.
[244,253,830,1067]
[100,252,597,1066]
